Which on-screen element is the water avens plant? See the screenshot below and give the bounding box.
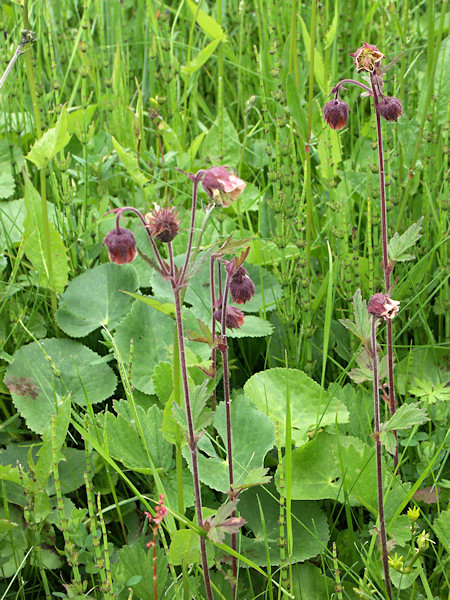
[102,166,248,600]
[325,42,403,468]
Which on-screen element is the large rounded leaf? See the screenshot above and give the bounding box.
[183,395,275,493]
[114,299,175,394]
[238,483,329,565]
[114,300,209,394]
[56,263,139,337]
[244,368,349,446]
[5,338,117,434]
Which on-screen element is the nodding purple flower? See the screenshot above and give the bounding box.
[201,167,246,207]
[350,41,385,73]
[229,266,255,304]
[376,96,403,122]
[145,203,181,243]
[323,99,350,130]
[102,227,137,264]
[213,304,245,330]
[368,293,400,320]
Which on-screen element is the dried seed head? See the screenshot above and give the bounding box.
[368,293,400,320]
[102,227,137,264]
[323,99,350,130]
[145,203,181,242]
[350,42,385,73]
[376,96,403,122]
[229,266,255,304]
[201,166,246,207]
[213,304,245,329]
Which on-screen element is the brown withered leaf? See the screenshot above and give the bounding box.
[413,486,440,505]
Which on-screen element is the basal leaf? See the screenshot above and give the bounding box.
[244,368,349,447]
[5,338,117,434]
[56,263,139,337]
[183,395,274,493]
[113,544,168,600]
[105,401,173,472]
[239,482,329,565]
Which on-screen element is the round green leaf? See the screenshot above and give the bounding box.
[183,395,275,493]
[244,368,349,446]
[56,263,139,337]
[114,299,175,394]
[238,483,329,565]
[5,338,117,434]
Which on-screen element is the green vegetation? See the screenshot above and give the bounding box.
[0,1,448,599]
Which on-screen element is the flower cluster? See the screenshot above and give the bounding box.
[144,494,168,549]
[323,42,403,132]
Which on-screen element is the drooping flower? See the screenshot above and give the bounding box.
[102,227,137,264]
[213,304,245,329]
[229,266,255,304]
[201,167,246,207]
[323,99,350,130]
[376,96,403,122]
[145,203,181,242]
[350,42,385,73]
[368,293,400,320]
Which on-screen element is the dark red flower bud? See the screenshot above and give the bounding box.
[376,96,403,122]
[201,167,246,207]
[102,227,137,264]
[229,266,255,304]
[145,203,181,243]
[350,41,384,73]
[323,99,350,130]
[368,293,400,320]
[213,305,245,329]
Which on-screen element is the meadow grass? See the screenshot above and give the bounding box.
[0,1,448,599]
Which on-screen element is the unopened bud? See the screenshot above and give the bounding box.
[323,99,350,130]
[102,227,137,264]
[377,96,403,122]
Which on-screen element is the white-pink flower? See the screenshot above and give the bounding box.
[201,166,246,207]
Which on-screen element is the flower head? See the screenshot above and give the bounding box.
[323,99,350,130]
[201,167,246,207]
[145,203,181,242]
[214,304,245,329]
[102,227,137,264]
[407,506,420,523]
[376,96,403,122]
[350,42,384,73]
[368,293,400,320]
[229,266,255,304]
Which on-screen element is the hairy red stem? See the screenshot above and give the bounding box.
[371,316,393,600]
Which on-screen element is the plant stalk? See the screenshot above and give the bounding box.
[370,75,398,469]
[219,270,237,598]
[371,315,392,600]
[172,286,214,600]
